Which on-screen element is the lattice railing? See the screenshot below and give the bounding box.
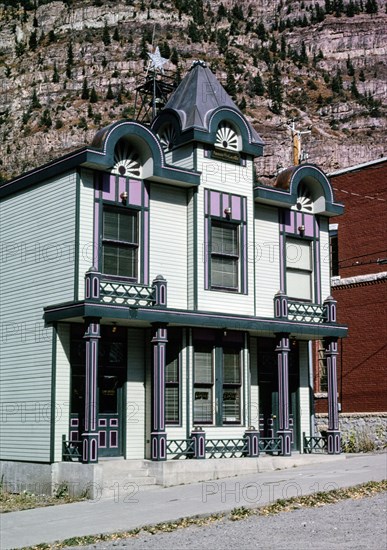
[100,280,155,307]
[288,301,325,324]
[258,437,281,454]
[205,438,248,458]
[303,433,328,454]
[166,439,195,459]
[62,435,82,461]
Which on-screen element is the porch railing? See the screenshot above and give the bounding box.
[259,437,282,454]
[205,438,248,458]
[274,293,337,325]
[288,301,325,324]
[166,439,195,459]
[100,280,155,307]
[303,433,328,453]
[85,270,168,309]
[62,435,82,461]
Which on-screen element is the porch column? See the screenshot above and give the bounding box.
[324,337,341,454]
[151,323,168,461]
[275,333,292,456]
[82,318,100,463]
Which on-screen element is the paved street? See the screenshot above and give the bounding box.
[75,492,387,550]
[1,453,386,549]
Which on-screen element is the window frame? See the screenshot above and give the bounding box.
[210,219,240,292]
[101,206,139,281]
[193,342,243,427]
[285,236,314,302]
[165,336,181,426]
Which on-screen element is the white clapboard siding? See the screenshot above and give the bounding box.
[254,204,281,317]
[299,341,311,443]
[78,169,95,299]
[0,171,77,461]
[249,337,259,428]
[168,145,195,170]
[149,184,187,309]
[196,147,254,196]
[54,323,71,462]
[187,190,196,309]
[196,186,255,315]
[319,217,331,302]
[125,328,146,459]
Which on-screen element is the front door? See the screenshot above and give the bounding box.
[70,324,127,458]
[258,338,300,451]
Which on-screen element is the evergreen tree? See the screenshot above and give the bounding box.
[31,88,41,109]
[52,62,59,83]
[351,77,360,98]
[331,70,343,93]
[365,0,378,13]
[188,21,201,43]
[170,47,179,65]
[160,41,171,58]
[106,84,114,100]
[359,69,366,82]
[29,30,37,51]
[90,86,98,103]
[268,64,283,114]
[238,96,246,111]
[280,34,286,60]
[113,27,120,41]
[81,78,89,99]
[217,2,227,19]
[300,41,308,64]
[102,22,111,46]
[40,109,52,128]
[66,41,73,78]
[251,74,265,96]
[256,21,266,41]
[346,56,355,76]
[225,69,237,100]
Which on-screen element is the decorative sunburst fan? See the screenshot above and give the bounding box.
[158,125,176,152]
[112,141,141,178]
[296,183,313,212]
[215,122,239,150]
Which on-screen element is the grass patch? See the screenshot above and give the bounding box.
[0,483,87,514]
[14,480,387,549]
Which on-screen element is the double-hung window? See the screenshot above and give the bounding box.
[102,208,138,279]
[211,221,239,290]
[286,238,313,301]
[193,347,213,425]
[222,349,242,424]
[193,343,243,426]
[165,343,180,425]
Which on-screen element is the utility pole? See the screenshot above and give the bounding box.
[288,121,311,165]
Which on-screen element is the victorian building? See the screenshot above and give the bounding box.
[0,61,347,492]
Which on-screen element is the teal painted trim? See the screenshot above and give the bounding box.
[50,325,57,463]
[74,171,81,301]
[253,203,257,314]
[215,342,223,426]
[185,329,190,438]
[43,301,348,338]
[314,217,320,304]
[0,150,88,199]
[193,190,198,310]
[244,332,249,428]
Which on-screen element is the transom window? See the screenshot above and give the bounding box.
[102,208,138,279]
[211,221,239,290]
[286,238,313,301]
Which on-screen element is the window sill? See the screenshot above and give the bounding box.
[314,392,328,399]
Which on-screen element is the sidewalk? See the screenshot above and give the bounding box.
[1,453,386,549]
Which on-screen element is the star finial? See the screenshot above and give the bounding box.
[147,46,168,73]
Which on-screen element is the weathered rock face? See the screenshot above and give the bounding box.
[0,0,386,182]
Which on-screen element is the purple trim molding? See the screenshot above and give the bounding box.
[304,213,314,237]
[102,173,116,201]
[275,333,292,456]
[129,179,142,206]
[210,191,221,217]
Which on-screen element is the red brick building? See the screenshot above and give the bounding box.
[314,158,387,444]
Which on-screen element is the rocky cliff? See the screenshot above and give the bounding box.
[0,0,386,182]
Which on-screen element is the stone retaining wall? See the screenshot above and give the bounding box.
[315,413,387,452]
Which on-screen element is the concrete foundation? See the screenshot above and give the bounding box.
[1,454,346,497]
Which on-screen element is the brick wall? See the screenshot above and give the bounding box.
[314,160,387,414]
